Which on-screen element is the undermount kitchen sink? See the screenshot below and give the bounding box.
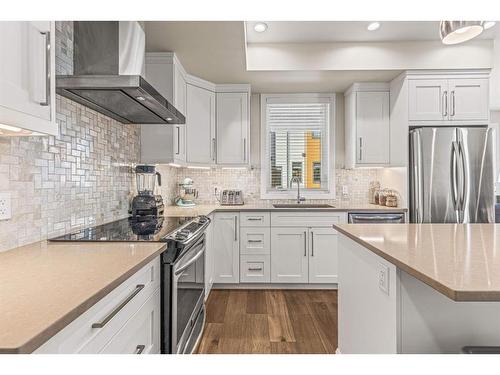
[272,204,335,209]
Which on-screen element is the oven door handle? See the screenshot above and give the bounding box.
[175,247,205,276]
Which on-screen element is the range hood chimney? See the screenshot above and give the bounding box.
[57,21,185,125]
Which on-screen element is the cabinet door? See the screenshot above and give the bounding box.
[270,227,309,283]
[309,227,338,283]
[213,213,240,283]
[408,80,448,121]
[448,79,489,121]
[186,84,216,164]
[356,91,390,164]
[216,92,249,164]
[0,21,56,135]
[173,65,186,115]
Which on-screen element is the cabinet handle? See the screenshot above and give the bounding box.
[451,91,455,116]
[40,31,51,107]
[234,216,238,241]
[91,284,145,328]
[358,137,363,161]
[247,217,262,221]
[212,138,216,161]
[247,239,262,243]
[443,91,448,117]
[243,138,247,162]
[248,267,263,271]
[135,345,146,354]
[311,231,314,257]
[304,231,307,257]
[176,126,180,155]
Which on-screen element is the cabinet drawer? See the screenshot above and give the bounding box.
[34,257,161,354]
[240,227,270,255]
[99,288,160,354]
[240,255,270,283]
[240,211,270,227]
[271,212,346,227]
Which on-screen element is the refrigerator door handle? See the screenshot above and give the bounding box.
[412,130,424,223]
[458,139,469,216]
[450,141,460,211]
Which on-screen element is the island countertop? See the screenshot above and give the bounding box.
[0,240,166,354]
[333,223,500,302]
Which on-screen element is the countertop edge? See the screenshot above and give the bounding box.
[1,243,167,354]
[332,225,500,302]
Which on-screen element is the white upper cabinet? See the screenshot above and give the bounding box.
[141,53,187,165]
[345,83,390,168]
[0,21,57,136]
[408,79,448,121]
[185,80,216,165]
[448,79,489,121]
[408,75,489,123]
[216,91,249,165]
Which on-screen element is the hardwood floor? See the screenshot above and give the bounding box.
[197,289,338,354]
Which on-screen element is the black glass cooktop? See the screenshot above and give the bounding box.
[49,216,194,242]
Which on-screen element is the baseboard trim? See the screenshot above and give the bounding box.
[213,283,338,290]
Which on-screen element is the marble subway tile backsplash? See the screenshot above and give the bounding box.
[0,97,140,252]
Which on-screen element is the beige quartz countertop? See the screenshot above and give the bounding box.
[163,203,407,217]
[0,240,166,354]
[333,223,500,302]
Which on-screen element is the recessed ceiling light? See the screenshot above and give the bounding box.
[254,22,268,33]
[484,21,496,30]
[136,96,146,101]
[367,22,381,31]
[166,118,173,121]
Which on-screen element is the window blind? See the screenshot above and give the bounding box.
[267,102,330,191]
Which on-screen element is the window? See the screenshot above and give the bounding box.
[261,94,335,199]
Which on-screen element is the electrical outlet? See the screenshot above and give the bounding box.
[342,185,349,197]
[0,192,12,220]
[378,263,390,295]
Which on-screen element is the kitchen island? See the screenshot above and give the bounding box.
[333,223,500,354]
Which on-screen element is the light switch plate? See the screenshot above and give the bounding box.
[0,192,12,220]
[378,263,390,295]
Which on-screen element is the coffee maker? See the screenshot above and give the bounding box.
[131,165,164,217]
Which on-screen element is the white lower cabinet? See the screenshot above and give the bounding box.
[308,227,339,283]
[270,226,340,284]
[213,212,240,283]
[240,254,271,283]
[99,288,160,354]
[34,257,160,354]
[270,227,309,283]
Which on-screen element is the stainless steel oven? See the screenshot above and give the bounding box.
[171,234,205,353]
[161,216,210,354]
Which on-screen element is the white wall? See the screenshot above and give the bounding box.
[247,40,493,71]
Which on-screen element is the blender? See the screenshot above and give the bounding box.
[131,165,164,217]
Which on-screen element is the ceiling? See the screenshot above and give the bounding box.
[245,21,498,43]
[145,21,496,93]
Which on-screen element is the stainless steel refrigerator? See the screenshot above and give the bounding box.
[409,126,495,223]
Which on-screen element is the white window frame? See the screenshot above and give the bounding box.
[260,93,336,200]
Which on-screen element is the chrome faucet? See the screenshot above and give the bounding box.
[291,176,306,204]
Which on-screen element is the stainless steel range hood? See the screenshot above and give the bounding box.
[57,21,185,125]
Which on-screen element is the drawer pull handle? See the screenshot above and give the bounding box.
[247,239,262,243]
[247,218,262,221]
[92,284,145,329]
[248,267,263,271]
[135,344,145,354]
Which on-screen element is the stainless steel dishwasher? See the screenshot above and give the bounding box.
[348,212,406,224]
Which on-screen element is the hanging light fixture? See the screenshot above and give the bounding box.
[440,21,484,45]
